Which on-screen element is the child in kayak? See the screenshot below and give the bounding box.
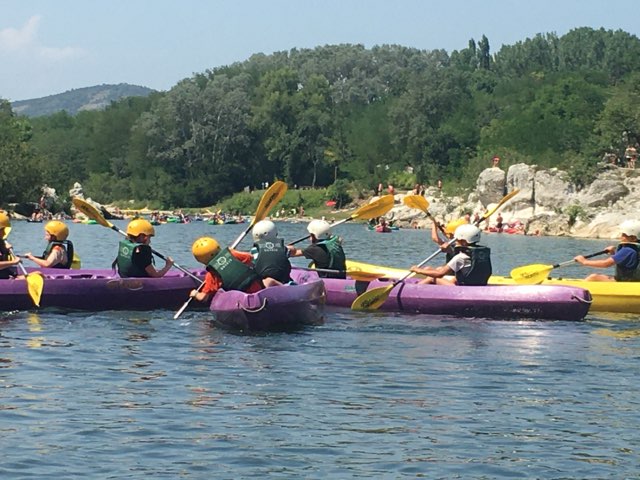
[0,212,20,278]
[574,220,640,281]
[411,224,492,286]
[24,220,75,269]
[116,218,173,277]
[287,219,347,279]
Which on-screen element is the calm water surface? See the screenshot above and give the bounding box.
[1,221,639,479]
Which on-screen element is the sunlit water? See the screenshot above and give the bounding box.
[1,220,639,479]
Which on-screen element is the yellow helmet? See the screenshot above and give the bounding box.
[444,218,468,235]
[0,211,11,239]
[127,218,155,237]
[192,236,221,264]
[45,220,69,241]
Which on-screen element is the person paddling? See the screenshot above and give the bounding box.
[287,219,347,279]
[115,218,173,277]
[410,224,492,285]
[250,220,292,285]
[24,220,75,269]
[574,220,640,281]
[432,218,467,262]
[0,212,20,278]
[189,236,270,304]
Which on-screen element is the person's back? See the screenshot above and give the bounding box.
[288,219,347,279]
[116,219,173,278]
[251,220,292,284]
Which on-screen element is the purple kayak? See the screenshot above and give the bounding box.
[1,268,205,311]
[317,274,592,321]
[208,270,326,331]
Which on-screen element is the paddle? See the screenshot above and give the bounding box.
[351,189,521,311]
[72,197,201,283]
[173,180,288,319]
[402,195,449,237]
[510,250,609,285]
[10,248,44,307]
[294,266,385,282]
[287,195,395,246]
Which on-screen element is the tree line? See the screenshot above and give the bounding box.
[2,27,640,210]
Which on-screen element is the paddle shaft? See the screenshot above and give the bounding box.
[555,249,609,268]
[288,216,353,246]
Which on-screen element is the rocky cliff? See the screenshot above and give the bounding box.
[386,163,640,239]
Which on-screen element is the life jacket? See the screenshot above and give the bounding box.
[453,244,492,286]
[0,239,16,279]
[116,238,150,278]
[253,238,292,283]
[315,236,347,278]
[42,240,74,269]
[206,247,262,292]
[614,243,640,281]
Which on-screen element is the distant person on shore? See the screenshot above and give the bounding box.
[287,219,347,279]
[23,221,75,269]
[115,218,173,277]
[189,236,265,303]
[0,212,20,279]
[495,213,504,233]
[625,145,637,169]
[250,220,292,285]
[574,220,640,282]
[491,155,500,168]
[411,224,492,286]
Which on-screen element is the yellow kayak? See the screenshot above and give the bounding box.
[346,260,640,314]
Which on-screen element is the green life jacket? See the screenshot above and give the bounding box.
[615,243,640,281]
[253,238,292,283]
[316,236,347,278]
[42,240,74,269]
[453,244,492,286]
[116,238,150,278]
[206,247,262,292]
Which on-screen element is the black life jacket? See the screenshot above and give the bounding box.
[42,240,74,269]
[0,239,16,279]
[453,244,492,286]
[253,238,292,283]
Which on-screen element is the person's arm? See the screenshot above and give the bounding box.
[431,222,444,245]
[145,257,174,278]
[575,245,616,267]
[25,246,64,268]
[287,245,303,257]
[0,258,19,269]
[190,272,220,302]
[410,263,452,278]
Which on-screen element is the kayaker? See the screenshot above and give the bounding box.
[189,236,266,303]
[250,220,292,285]
[432,218,467,262]
[0,212,20,279]
[24,220,75,269]
[574,220,640,281]
[287,219,347,279]
[115,218,173,277]
[410,224,492,286]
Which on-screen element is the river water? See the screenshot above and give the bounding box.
[1,220,638,479]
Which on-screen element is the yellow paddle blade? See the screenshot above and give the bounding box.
[253,181,287,226]
[351,195,395,220]
[351,285,394,311]
[71,252,82,269]
[402,195,430,213]
[71,198,113,228]
[510,264,553,284]
[26,272,44,307]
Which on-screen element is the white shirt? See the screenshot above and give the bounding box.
[446,251,471,274]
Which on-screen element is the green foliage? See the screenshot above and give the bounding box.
[326,179,352,208]
[565,204,587,226]
[3,28,640,207]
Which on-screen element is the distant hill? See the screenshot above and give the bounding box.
[11,83,156,117]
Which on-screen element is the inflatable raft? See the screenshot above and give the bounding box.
[346,260,637,314]
[209,269,325,331]
[0,268,205,311]
[323,262,593,321]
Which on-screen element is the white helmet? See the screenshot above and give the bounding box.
[454,224,481,243]
[307,219,332,240]
[252,220,278,242]
[620,220,640,238]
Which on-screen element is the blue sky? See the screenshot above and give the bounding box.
[1,0,638,101]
